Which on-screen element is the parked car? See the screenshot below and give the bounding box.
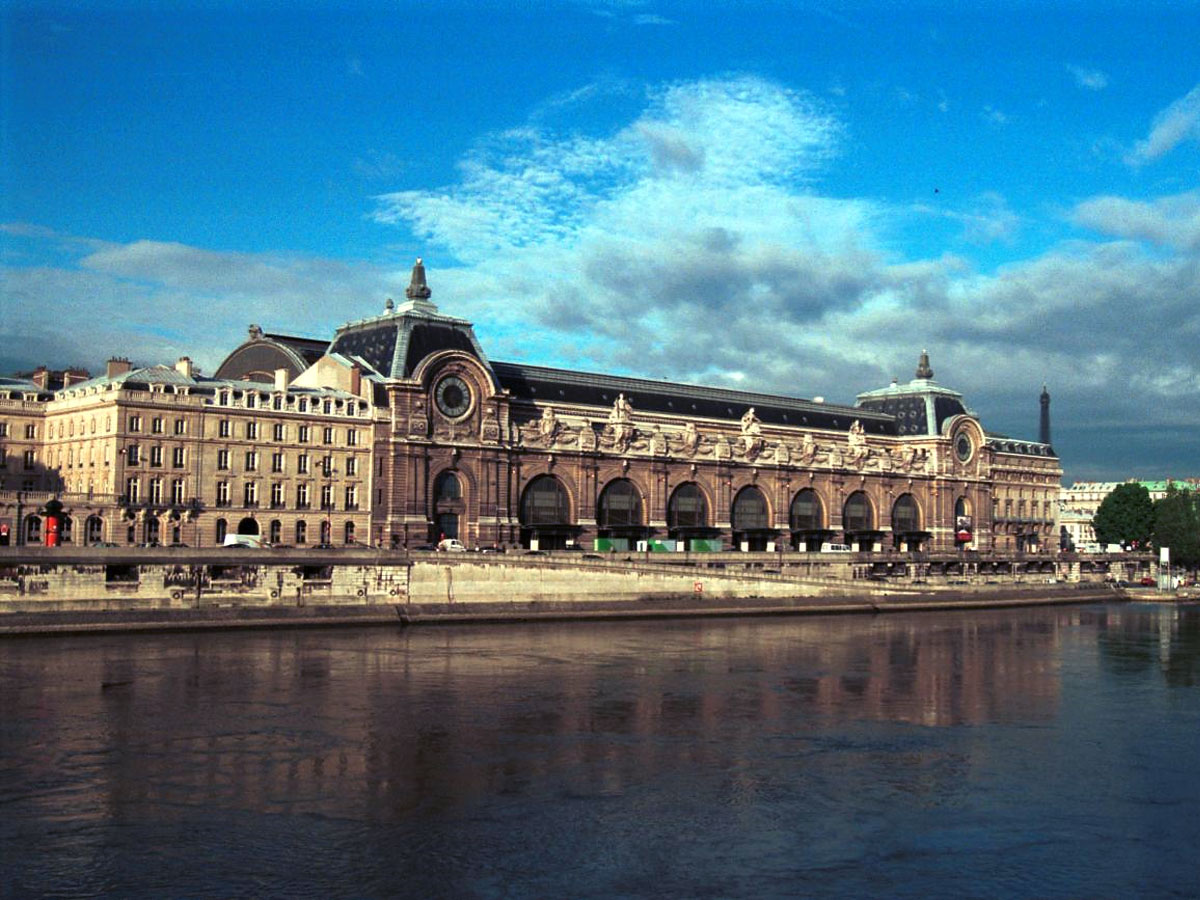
[1140,576,1157,586]
[437,538,466,552]
[314,543,337,550]
[91,541,119,548]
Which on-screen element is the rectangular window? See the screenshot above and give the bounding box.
[298,454,309,475]
[0,448,6,467]
[273,423,285,441]
[246,422,258,440]
[171,479,185,504]
[244,481,258,507]
[271,452,284,474]
[126,477,140,503]
[299,399,308,413]
[298,425,310,444]
[321,455,333,477]
[151,417,164,434]
[216,481,230,507]
[347,428,358,447]
[174,419,186,435]
[321,483,334,510]
[149,446,163,467]
[25,423,37,439]
[245,394,256,409]
[24,449,36,469]
[345,457,357,477]
[149,478,163,505]
[245,451,258,472]
[296,483,310,509]
[344,485,358,510]
[271,482,284,508]
[219,420,231,438]
[323,400,332,415]
[217,449,230,470]
[126,445,141,465]
[322,426,333,444]
[172,447,185,468]
[0,423,8,438]
[128,416,141,433]
[272,396,282,411]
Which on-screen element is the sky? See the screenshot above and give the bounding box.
[2,0,1199,484]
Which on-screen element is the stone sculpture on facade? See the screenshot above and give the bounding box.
[739,407,764,458]
[604,393,636,453]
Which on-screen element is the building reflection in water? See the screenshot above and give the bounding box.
[0,609,1074,834]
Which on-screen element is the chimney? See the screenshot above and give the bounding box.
[349,364,362,397]
[175,357,194,378]
[31,366,50,390]
[106,357,132,378]
[62,368,90,387]
[274,368,289,392]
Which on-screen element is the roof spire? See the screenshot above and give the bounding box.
[915,349,933,380]
[406,257,432,302]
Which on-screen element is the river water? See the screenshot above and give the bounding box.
[2,603,1198,899]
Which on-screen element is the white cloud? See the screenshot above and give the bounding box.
[1126,83,1200,166]
[1071,191,1200,252]
[1068,65,1108,91]
[982,106,1011,126]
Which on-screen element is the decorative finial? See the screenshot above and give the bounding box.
[915,349,933,380]
[385,297,395,313]
[405,257,431,301]
[248,324,263,341]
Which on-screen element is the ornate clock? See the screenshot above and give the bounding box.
[434,375,472,419]
[955,433,973,463]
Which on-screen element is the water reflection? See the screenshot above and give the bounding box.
[1096,602,1200,687]
[2,604,1198,899]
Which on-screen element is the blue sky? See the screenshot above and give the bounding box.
[3,0,1199,483]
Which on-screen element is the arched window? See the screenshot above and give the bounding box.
[295,520,308,544]
[85,515,104,545]
[215,518,227,545]
[667,483,708,530]
[843,492,874,532]
[320,520,332,544]
[597,479,642,528]
[520,475,569,525]
[955,496,970,519]
[891,494,921,533]
[732,486,769,531]
[344,521,356,544]
[789,489,824,531]
[269,520,282,544]
[434,471,462,501]
[25,515,41,544]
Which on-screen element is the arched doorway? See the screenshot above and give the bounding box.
[843,491,879,551]
[433,471,462,543]
[519,475,572,550]
[597,478,644,548]
[732,486,773,551]
[667,483,715,548]
[890,493,927,551]
[789,489,830,551]
[237,517,260,536]
[954,496,974,548]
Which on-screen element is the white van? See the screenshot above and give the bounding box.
[821,542,853,553]
[223,534,269,549]
[437,538,466,552]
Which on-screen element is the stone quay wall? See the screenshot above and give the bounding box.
[0,547,1127,633]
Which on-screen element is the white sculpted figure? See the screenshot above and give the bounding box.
[739,407,764,458]
[846,419,869,465]
[681,421,700,456]
[539,405,559,441]
[605,393,635,452]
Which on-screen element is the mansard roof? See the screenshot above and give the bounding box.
[325,259,498,387]
[493,361,897,436]
[214,327,329,382]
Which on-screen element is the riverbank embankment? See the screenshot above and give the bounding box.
[0,546,1123,635]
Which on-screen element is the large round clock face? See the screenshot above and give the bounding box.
[435,375,472,419]
[955,433,973,462]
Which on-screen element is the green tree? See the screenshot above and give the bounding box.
[1153,487,1200,568]
[1093,482,1153,549]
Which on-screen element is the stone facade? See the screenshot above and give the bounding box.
[2,260,1062,555]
